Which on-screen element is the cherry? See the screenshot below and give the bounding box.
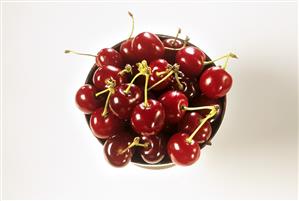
[167,106,218,165]
[199,66,232,99]
[104,132,135,167]
[175,46,206,77]
[167,133,200,166]
[139,135,165,164]
[191,94,221,121]
[96,48,124,68]
[120,39,135,64]
[162,28,184,64]
[64,48,123,68]
[178,112,212,143]
[159,90,188,124]
[170,71,198,99]
[131,99,165,136]
[131,32,165,63]
[75,84,103,114]
[92,65,130,90]
[109,83,143,119]
[148,59,172,91]
[89,107,123,139]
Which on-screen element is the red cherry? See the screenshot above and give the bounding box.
[178,112,212,143]
[170,71,199,99]
[104,132,135,167]
[75,84,103,114]
[176,46,206,77]
[191,94,221,121]
[109,83,143,119]
[96,48,123,68]
[199,66,233,99]
[139,135,165,164]
[131,99,165,136]
[92,65,126,90]
[167,133,200,166]
[89,107,123,139]
[119,39,135,64]
[131,32,165,63]
[159,90,188,124]
[163,38,184,64]
[148,59,172,91]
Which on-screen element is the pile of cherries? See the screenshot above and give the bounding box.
[68,13,237,167]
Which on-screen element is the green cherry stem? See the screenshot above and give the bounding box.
[120,137,149,155]
[119,64,133,76]
[186,105,219,144]
[204,52,238,66]
[148,63,183,91]
[95,78,116,117]
[171,28,181,46]
[127,11,134,40]
[64,50,96,57]
[181,105,217,111]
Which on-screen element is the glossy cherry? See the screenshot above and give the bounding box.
[139,135,165,164]
[131,32,165,63]
[75,84,103,114]
[131,99,165,136]
[176,46,206,77]
[178,112,212,143]
[167,133,200,166]
[162,31,184,64]
[96,48,123,68]
[159,90,188,124]
[89,107,123,139]
[120,39,135,64]
[148,59,172,91]
[104,132,135,167]
[199,66,233,99]
[92,65,126,90]
[170,72,199,99]
[109,83,143,119]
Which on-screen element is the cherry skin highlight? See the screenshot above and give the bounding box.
[75,84,103,114]
[139,135,165,164]
[199,66,233,99]
[167,132,200,166]
[119,39,135,64]
[96,48,124,68]
[176,46,206,77]
[131,99,165,136]
[89,107,123,139]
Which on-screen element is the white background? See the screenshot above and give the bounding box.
[2,1,298,200]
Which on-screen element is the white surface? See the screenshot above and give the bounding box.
[2,1,298,200]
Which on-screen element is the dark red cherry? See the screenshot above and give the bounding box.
[75,84,103,114]
[96,48,123,68]
[199,66,233,99]
[148,59,171,91]
[170,72,199,99]
[104,132,135,167]
[191,94,221,121]
[178,112,212,143]
[131,32,165,63]
[92,65,126,90]
[109,83,143,119]
[89,107,123,139]
[176,46,206,77]
[119,39,135,64]
[131,99,165,136]
[159,90,188,124]
[167,133,200,166]
[139,135,165,164]
[163,38,184,64]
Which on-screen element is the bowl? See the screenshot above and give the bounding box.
[84,34,226,169]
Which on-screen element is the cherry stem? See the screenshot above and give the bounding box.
[64,50,96,57]
[182,105,216,111]
[174,71,184,90]
[186,105,219,143]
[148,71,174,91]
[95,88,110,97]
[120,137,149,155]
[100,78,116,117]
[204,52,238,68]
[171,28,181,46]
[127,11,134,40]
[119,64,133,76]
[164,35,190,51]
